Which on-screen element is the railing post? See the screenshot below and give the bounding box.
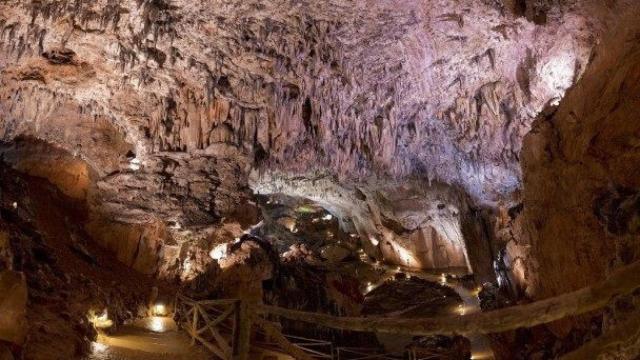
[191,303,199,346]
[233,300,252,360]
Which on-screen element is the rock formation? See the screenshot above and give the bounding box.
[1,0,640,358]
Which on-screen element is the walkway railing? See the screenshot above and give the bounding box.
[336,347,404,360]
[176,260,640,359]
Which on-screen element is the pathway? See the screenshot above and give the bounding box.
[363,258,495,360]
[84,317,209,360]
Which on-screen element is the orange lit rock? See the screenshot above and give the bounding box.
[0,271,28,346]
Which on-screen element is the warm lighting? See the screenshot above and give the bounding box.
[322,214,333,221]
[440,273,447,285]
[365,281,375,293]
[152,304,167,316]
[128,157,141,171]
[390,242,419,268]
[12,202,17,209]
[148,316,166,332]
[471,350,495,360]
[457,304,466,316]
[89,309,113,329]
[210,243,229,260]
[91,341,108,353]
[369,236,379,246]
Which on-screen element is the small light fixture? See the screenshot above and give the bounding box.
[89,309,113,329]
[91,342,108,353]
[322,214,333,221]
[12,202,17,209]
[148,316,166,332]
[210,243,229,260]
[365,282,375,293]
[128,157,141,171]
[152,303,167,316]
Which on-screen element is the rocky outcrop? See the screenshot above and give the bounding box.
[480,6,640,359]
[520,5,640,300]
[250,171,495,280]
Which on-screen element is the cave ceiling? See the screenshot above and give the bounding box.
[0,0,635,230]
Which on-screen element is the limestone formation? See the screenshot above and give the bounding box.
[1,0,640,358]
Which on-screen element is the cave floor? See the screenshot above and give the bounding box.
[84,318,209,360]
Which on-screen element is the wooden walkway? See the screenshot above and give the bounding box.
[175,260,640,360]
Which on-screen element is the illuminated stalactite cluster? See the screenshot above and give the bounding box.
[1,0,631,208]
[0,0,634,286]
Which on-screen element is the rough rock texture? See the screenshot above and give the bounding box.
[0,0,633,213]
[0,165,174,360]
[478,6,640,359]
[0,270,28,347]
[520,5,640,300]
[0,0,638,302]
[251,172,495,279]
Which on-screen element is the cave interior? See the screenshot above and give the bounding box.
[1,1,640,359]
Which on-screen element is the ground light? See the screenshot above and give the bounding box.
[91,341,108,354]
[152,303,167,316]
[457,304,466,316]
[88,309,113,329]
[148,317,167,332]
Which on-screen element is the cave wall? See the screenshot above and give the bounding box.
[0,0,638,287]
[250,171,494,279]
[519,6,640,300]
